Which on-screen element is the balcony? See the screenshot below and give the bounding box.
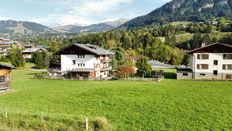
[100,58,111,63]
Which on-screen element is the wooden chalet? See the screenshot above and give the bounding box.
[0,63,15,92]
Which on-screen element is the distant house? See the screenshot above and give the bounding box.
[177,43,232,80]
[0,63,15,92]
[23,44,35,49]
[22,47,46,59]
[52,44,114,80]
[0,38,15,55]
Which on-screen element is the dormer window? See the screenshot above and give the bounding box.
[77,55,85,58]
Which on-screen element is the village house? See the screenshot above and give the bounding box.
[177,43,232,80]
[50,43,114,80]
[0,63,15,92]
[22,47,46,59]
[23,43,35,49]
[0,38,15,55]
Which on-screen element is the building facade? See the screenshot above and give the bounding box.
[54,44,114,80]
[177,43,232,80]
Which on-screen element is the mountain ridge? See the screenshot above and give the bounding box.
[0,20,56,34]
[53,18,129,33]
[123,0,232,28]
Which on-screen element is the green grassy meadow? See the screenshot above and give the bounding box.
[0,69,232,130]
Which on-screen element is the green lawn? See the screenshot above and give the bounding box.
[0,70,232,130]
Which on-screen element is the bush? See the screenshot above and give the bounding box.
[115,66,135,78]
[93,117,111,131]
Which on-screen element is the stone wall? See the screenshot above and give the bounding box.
[194,73,232,80]
[177,72,193,79]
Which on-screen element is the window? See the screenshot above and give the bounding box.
[0,76,5,83]
[197,64,209,69]
[72,60,76,65]
[223,54,232,59]
[213,60,218,66]
[183,73,188,76]
[200,73,206,76]
[226,75,232,80]
[222,64,232,70]
[228,65,232,70]
[197,54,209,60]
[77,55,85,58]
[78,63,85,67]
[213,70,218,75]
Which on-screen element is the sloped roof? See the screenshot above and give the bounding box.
[188,43,232,54]
[149,60,175,68]
[22,48,46,53]
[0,63,15,69]
[56,43,114,55]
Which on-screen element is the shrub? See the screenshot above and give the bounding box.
[115,66,135,78]
[93,117,111,131]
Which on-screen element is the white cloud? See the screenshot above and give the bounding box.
[35,0,137,26]
[72,0,135,14]
[24,0,170,26]
[0,16,9,20]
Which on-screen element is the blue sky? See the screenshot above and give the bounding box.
[0,0,171,26]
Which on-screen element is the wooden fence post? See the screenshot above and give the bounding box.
[5,108,7,118]
[41,112,44,124]
[85,117,88,130]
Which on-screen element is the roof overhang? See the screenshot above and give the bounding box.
[187,43,232,54]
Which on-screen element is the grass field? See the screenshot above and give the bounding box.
[0,69,232,130]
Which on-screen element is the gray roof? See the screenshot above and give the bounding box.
[177,68,192,73]
[149,60,175,69]
[22,48,46,53]
[74,44,114,55]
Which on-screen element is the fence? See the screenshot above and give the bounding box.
[119,76,164,82]
[0,108,110,130]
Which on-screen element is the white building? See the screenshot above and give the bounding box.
[54,44,114,80]
[177,43,232,80]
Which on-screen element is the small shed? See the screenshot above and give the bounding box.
[0,63,15,92]
[176,68,193,80]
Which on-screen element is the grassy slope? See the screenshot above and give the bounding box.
[0,70,231,130]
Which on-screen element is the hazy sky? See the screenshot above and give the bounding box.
[0,0,171,26]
